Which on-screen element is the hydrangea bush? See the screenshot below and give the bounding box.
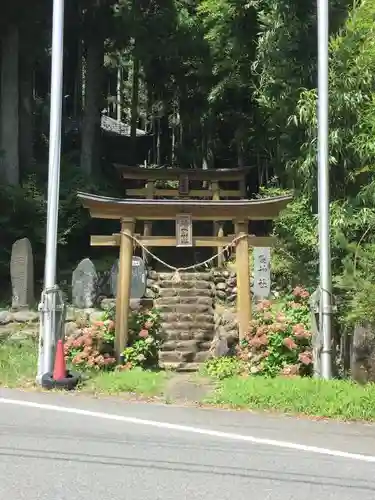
[237,286,313,377]
[122,308,162,369]
[64,307,161,372]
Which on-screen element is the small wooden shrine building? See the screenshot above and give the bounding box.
[78,167,291,361]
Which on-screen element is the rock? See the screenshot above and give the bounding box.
[216,282,227,291]
[0,311,13,325]
[65,306,76,322]
[213,276,226,284]
[227,293,237,303]
[89,310,104,323]
[213,336,229,357]
[129,299,141,311]
[221,310,237,325]
[145,288,155,299]
[148,270,158,280]
[180,350,196,362]
[100,298,116,311]
[227,277,237,287]
[215,290,227,300]
[351,323,375,383]
[194,351,211,363]
[64,321,81,338]
[13,310,39,323]
[159,351,182,363]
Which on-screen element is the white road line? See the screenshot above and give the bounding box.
[0,396,374,463]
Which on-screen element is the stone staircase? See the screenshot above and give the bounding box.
[154,272,215,370]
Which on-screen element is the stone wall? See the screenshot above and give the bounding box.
[0,309,39,342]
[0,269,240,370]
[0,298,155,344]
[144,268,244,305]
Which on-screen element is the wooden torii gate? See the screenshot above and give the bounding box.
[78,192,292,360]
[114,165,252,267]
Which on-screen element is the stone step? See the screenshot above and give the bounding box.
[160,330,215,342]
[159,351,211,365]
[159,361,201,372]
[158,287,213,298]
[160,321,215,332]
[157,304,214,314]
[155,296,213,307]
[158,272,212,281]
[161,339,213,352]
[158,280,212,290]
[159,313,215,324]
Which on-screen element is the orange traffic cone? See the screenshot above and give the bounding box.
[53,339,67,381]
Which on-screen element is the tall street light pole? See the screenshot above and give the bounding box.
[37,0,65,382]
[317,0,333,379]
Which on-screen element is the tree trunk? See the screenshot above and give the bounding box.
[235,125,245,168]
[74,38,83,117]
[0,26,19,185]
[19,50,34,175]
[116,65,122,122]
[130,54,139,145]
[80,35,104,175]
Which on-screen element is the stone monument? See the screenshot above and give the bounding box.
[10,238,35,310]
[110,256,147,299]
[72,258,97,308]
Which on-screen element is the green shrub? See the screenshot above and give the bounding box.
[64,307,162,372]
[238,287,313,377]
[204,356,245,380]
[122,308,162,369]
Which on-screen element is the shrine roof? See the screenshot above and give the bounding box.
[77,192,292,221]
[114,165,252,181]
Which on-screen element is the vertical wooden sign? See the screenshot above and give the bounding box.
[253,247,271,299]
[176,213,193,247]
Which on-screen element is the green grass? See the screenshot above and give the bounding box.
[82,368,169,397]
[0,341,168,398]
[0,340,38,387]
[205,375,375,421]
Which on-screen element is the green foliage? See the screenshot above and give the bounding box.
[238,288,313,377]
[0,339,38,388]
[122,308,162,369]
[64,307,162,372]
[206,375,375,421]
[0,155,118,297]
[204,356,245,380]
[82,367,168,396]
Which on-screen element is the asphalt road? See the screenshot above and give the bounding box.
[0,388,375,500]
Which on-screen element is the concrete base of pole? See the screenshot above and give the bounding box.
[36,286,66,384]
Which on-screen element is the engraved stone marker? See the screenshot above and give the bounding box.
[10,238,35,309]
[252,247,271,299]
[72,258,97,308]
[110,256,147,299]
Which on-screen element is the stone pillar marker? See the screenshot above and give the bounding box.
[10,237,35,310]
[71,258,98,308]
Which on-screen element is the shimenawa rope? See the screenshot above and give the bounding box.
[120,232,246,282]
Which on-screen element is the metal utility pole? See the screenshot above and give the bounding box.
[37,0,65,382]
[317,0,333,379]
